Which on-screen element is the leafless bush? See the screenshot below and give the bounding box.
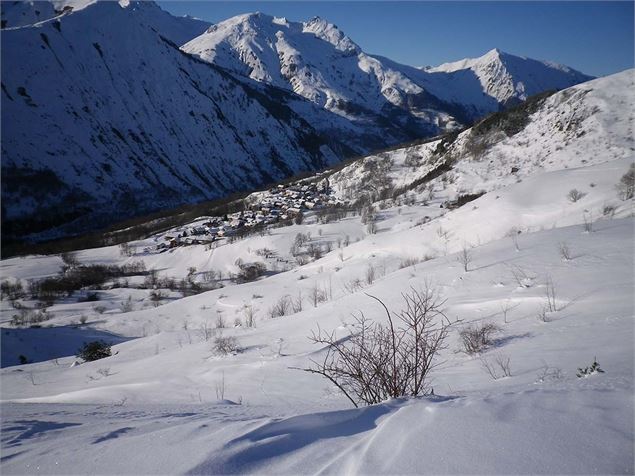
[499,299,519,324]
[120,296,133,313]
[213,335,240,355]
[310,282,329,307]
[399,257,421,269]
[198,322,215,342]
[480,353,512,380]
[567,188,585,203]
[558,241,573,261]
[301,286,455,407]
[216,312,226,329]
[459,322,501,354]
[119,242,133,257]
[365,264,377,285]
[457,243,473,272]
[602,204,617,217]
[544,275,558,312]
[537,304,549,322]
[535,364,564,383]
[149,290,165,307]
[215,371,225,400]
[269,295,292,318]
[508,265,535,288]
[60,251,79,268]
[292,291,303,313]
[506,227,521,251]
[616,163,634,200]
[243,305,256,328]
[343,277,364,294]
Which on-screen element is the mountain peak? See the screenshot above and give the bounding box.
[302,16,359,53]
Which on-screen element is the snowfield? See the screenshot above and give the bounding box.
[1,67,633,476]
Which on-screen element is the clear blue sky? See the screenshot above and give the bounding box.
[158,1,633,77]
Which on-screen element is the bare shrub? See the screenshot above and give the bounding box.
[365,264,377,285]
[459,322,500,354]
[215,371,226,400]
[537,304,549,323]
[269,295,291,318]
[301,286,455,407]
[343,277,364,294]
[616,163,634,200]
[506,227,521,252]
[291,290,303,313]
[60,251,79,268]
[499,299,519,324]
[602,204,617,217]
[544,275,558,312]
[480,352,512,380]
[243,305,256,328]
[567,189,585,203]
[198,322,215,342]
[216,312,226,329]
[310,282,328,307]
[508,265,534,288]
[558,241,573,261]
[399,257,421,269]
[149,290,165,307]
[120,296,133,313]
[213,335,240,355]
[457,243,473,272]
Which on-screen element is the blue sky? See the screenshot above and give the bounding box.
[158,1,633,77]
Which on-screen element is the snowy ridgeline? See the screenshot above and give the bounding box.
[0,68,634,474]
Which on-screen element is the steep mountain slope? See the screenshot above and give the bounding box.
[1,1,389,242]
[183,14,593,128]
[425,48,594,107]
[0,0,211,44]
[329,69,634,207]
[183,13,455,135]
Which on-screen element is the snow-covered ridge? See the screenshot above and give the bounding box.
[427,48,593,105]
[184,14,593,125]
[329,69,634,204]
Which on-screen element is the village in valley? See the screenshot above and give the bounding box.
[154,175,340,251]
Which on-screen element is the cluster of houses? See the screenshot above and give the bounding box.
[155,177,339,251]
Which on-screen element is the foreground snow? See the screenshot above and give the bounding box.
[1,70,633,474]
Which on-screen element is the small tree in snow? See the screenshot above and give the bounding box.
[457,243,473,272]
[567,189,585,203]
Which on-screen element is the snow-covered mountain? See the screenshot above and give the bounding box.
[183,13,593,126]
[1,1,396,242]
[0,2,597,243]
[425,48,593,107]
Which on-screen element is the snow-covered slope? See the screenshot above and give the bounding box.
[1,1,388,241]
[426,48,593,106]
[183,13,453,135]
[330,70,634,204]
[184,14,593,127]
[0,66,632,473]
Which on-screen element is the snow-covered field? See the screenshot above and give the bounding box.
[1,70,633,474]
